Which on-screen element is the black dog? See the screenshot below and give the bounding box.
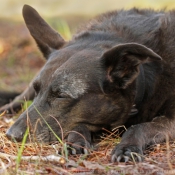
[2,5,175,162]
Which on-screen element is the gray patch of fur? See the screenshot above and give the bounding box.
[53,70,88,98]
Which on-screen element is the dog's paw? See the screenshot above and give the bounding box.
[111,144,143,162]
[68,140,91,155]
[67,124,92,155]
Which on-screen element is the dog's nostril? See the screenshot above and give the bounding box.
[6,128,23,142]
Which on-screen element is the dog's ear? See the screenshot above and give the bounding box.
[101,43,162,89]
[22,5,65,59]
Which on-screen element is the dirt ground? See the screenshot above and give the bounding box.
[0,19,45,92]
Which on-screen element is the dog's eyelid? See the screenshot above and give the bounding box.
[57,92,69,98]
[55,88,70,98]
[50,86,69,98]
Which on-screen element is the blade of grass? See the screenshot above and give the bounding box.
[16,127,29,170]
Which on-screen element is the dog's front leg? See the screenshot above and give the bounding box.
[0,72,39,114]
[111,116,175,162]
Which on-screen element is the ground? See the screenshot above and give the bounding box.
[0,18,175,175]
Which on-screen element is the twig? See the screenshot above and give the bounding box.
[0,110,6,117]
[0,152,66,164]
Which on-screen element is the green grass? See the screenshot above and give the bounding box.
[49,19,72,40]
[16,127,29,171]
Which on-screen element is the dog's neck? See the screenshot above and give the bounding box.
[129,65,145,116]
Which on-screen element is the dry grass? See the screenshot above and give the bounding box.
[0,115,175,175]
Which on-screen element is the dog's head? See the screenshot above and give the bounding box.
[6,5,162,142]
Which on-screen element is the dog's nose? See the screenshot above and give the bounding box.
[6,127,24,142]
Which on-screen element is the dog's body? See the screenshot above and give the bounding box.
[2,6,175,162]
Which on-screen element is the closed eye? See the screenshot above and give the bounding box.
[57,92,69,98]
[50,86,69,99]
